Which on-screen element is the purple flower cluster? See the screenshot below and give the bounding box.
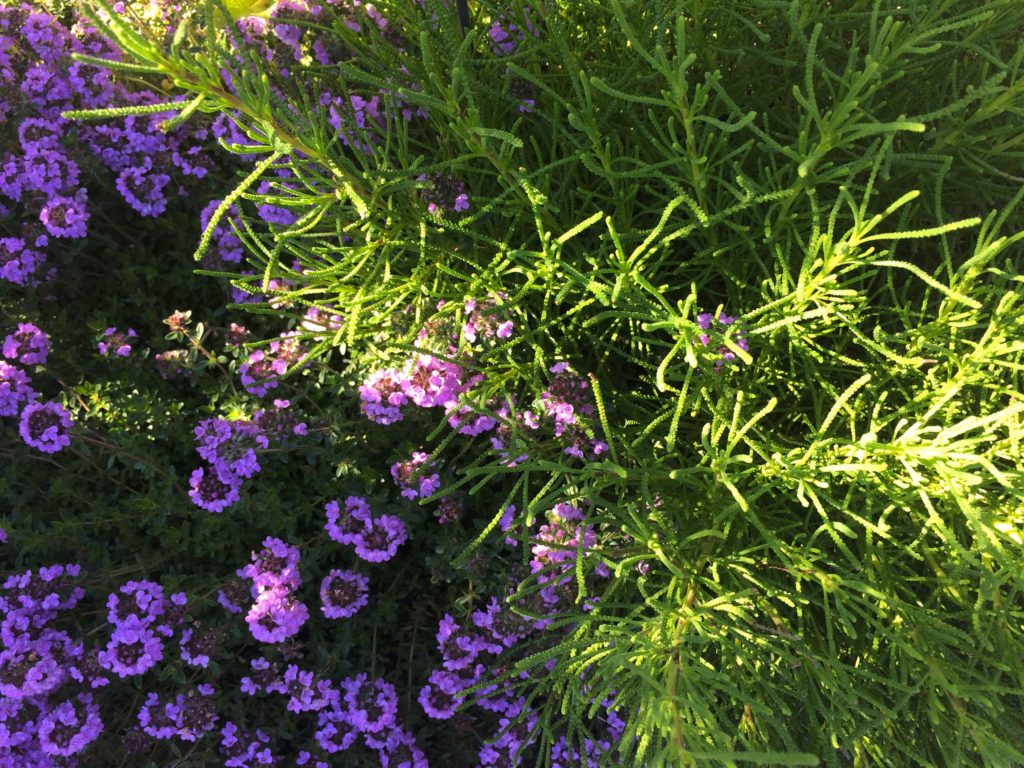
[324,496,408,563]
[529,503,610,608]
[138,684,218,742]
[233,655,426,765]
[189,401,306,513]
[97,326,137,357]
[98,580,187,678]
[697,310,750,371]
[1,564,110,763]
[390,451,441,500]
[415,499,623,763]
[488,8,539,56]
[0,322,75,454]
[0,5,214,286]
[319,569,370,619]
[3,322,50,365]
[220,720,277,768]
[237,330,309,397]
[237,537,309,643]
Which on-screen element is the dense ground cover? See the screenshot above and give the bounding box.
[2,0,1024,766]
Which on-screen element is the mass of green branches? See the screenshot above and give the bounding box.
[70,0,1024,765]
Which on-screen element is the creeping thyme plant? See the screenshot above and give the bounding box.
[2,0,1024,765]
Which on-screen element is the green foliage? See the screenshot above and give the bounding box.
[72,0,1024,765]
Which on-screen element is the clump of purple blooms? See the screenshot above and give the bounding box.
[391,451,441,500]
[3,322,51,365]
[697,310,750,372]
[324,496,408,563]
[97,326,137,357]
[18,400,73,454]
[188,401,306,513]
[237,536,309,643]
[98,579,186,678]
[320,569,370,619]
[0,4,214,287]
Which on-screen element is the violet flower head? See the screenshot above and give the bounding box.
[390,451,440,500]
[315,702,358,754]
[97,326,137,357]
[97,615,164,677]
[324,496,372,546]
[195,417,268,482]
[418,668,465,719]
[38,693,103,758]
[359,367,409,425]
[341,674,398,733]
[220,721,276,767]
[105,579,166,629]
[239,348,287,397]
[39,188,90,238]
[179,625,217,668]
[3,322,51,366]
[376,726,429,768]
[320,569,369,619]
[245,586,309,644]
[0,361,37,416]
[239,536,302,592]
[696,309,750,372]
[352,514,407,563]
[1,237,47,286]
[188,466,241,513]
[19,401,72,453]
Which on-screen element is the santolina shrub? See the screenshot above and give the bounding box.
[3,0,1024,766]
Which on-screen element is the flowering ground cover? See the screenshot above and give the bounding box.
[2,0,1024,766]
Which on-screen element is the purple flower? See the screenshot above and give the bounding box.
[188,465,241,513]
[696,309,750,372]
[97,615,164,677]
[220,721,276,767]
[390,451,440,500]
[199,199,244,264]
[325,496,372,546]
[179,626,217,668]
[238,536,302,592]
[320,569,369,619]
[39,188,90,238]
[359,367,409,424]
[352,514,407,563]
[315,703,357,754]
[105,579,166,628]
[278,664,337,713]
[194,417,268,482]
[138,687,218,742]
[97,326,137,357]
[38,693,103,757]
[418,668,465,719]
[341,674,398,733]
[18,401,73,453]
[1,237,47,286]
[239,348,287,397]
[245,586,308,643]
[3,322,51,365]
[0,361,37,416]
[375,726,429,768]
